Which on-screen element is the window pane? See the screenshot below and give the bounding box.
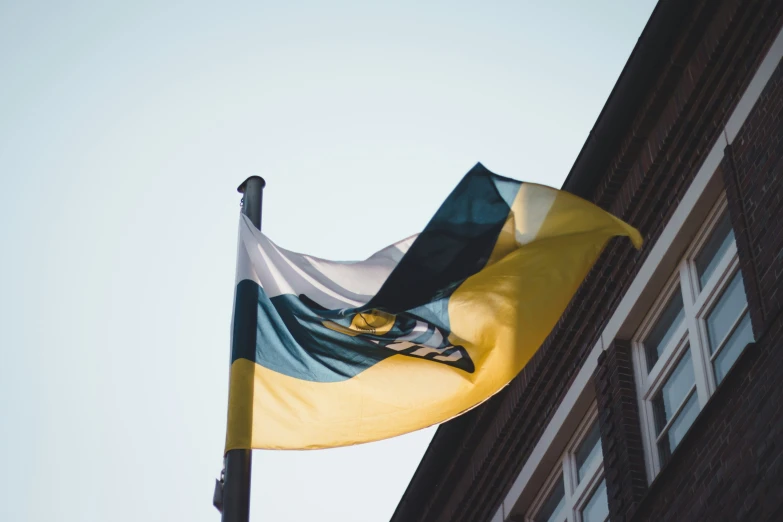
[695,212,735,289]
[658,391,699,463]
[652,350,695,435]
[706,271,748,351]
[581,480,609,522]
[575,421,602,484]
[536,476,566,522]
[644,292,685,369]
[714,313,753,383]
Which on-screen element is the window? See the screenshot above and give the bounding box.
[633,197,754,478]
[527,408,608,522]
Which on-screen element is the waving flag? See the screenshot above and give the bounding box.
[225,163,641,450]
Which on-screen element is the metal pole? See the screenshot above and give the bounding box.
[220,176,266,522]
[238,176,265,230]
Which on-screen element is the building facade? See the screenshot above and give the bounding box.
[392,1,783,521]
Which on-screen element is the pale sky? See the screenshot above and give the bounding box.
[0,1,657,521]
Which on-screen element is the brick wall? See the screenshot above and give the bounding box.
[391,2,783,520]
[449,3,782,521]
[724,58,783,336]
[594,340,648,522]
[629,324,783,521]
[625,57,783,522]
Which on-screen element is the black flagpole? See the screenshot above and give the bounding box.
[216,176,266,521]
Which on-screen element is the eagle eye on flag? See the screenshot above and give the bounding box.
[225,163,642,451]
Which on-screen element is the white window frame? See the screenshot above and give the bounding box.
[631,195,749,479]
[526,406,607,522]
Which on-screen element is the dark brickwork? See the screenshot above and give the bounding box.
[594,340,648,522]
[616,53,783,522]
[391,2,783,521]
[627,50,783,522]
[722,146,767,336]
[723,57,783,337]
[449,4,782,521]
[630,321,783,521]
[444,4,783,521]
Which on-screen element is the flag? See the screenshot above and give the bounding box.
[225,163,641,450]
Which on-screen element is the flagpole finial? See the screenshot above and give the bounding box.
[237,177,265,230]
[237,176,266,194]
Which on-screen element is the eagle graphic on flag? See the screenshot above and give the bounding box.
[315,303,473,372]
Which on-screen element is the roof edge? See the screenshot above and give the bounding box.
[562,0,695,200]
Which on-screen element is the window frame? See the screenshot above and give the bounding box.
[632,195,749,480]
[526,406,607,522]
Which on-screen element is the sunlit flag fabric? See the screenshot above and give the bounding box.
[225,163,642,451]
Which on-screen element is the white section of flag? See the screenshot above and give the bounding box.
[235,215,417,310]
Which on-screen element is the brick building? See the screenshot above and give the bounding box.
[391,1,783,521]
